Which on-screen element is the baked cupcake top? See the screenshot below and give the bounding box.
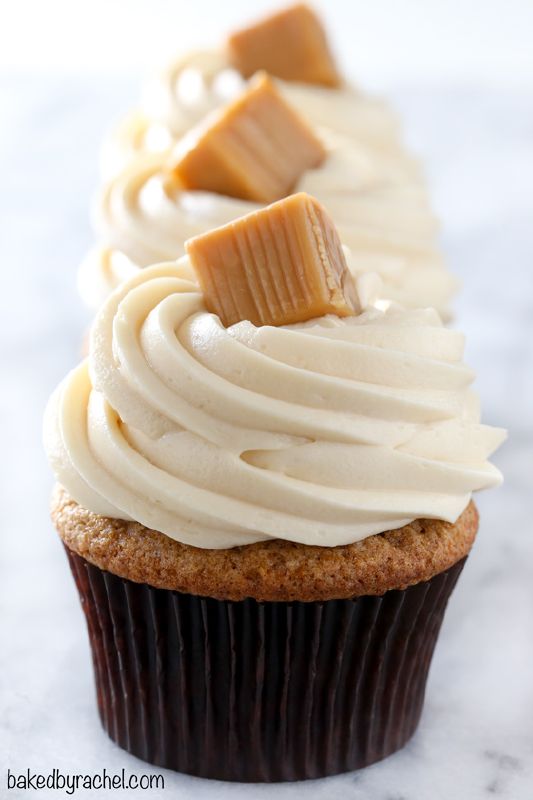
[46,195,504,551]
[52,487,478,600]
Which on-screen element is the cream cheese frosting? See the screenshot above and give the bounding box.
[86,130,456,315]
[101,50,404,177]
[91,49,458,317]
[45,261,505,550]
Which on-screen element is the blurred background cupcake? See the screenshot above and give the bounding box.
[79,5,457,318]
[100,4,405,175]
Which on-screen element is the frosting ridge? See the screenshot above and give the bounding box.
[86,134,456,315]
[45,261,504,549]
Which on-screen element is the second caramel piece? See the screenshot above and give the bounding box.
[186,192,360,328]
[171,74,325,203]
[227,4,341,87]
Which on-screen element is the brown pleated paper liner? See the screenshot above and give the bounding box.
[66,547,465,782]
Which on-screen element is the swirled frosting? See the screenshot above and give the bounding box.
[46,261,505,550]
[86,130,456,315]
[143,51,402,146]
[91,48,458,316]
[100,50,404,177]
[78,247,139,311]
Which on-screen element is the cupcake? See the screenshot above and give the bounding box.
[101,5,403,177]
[45,195,504,781]
[85,5,457,321]
[80,76,455,317]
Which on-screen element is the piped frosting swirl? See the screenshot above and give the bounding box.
[87,128,456,315]
[46,261,504,549]
[101,50,403,175]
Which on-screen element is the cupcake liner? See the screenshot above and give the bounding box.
[66,546,465,782]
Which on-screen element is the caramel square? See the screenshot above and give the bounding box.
[170,74,325,203]
[227,4,341,87]
[186,192,359,327]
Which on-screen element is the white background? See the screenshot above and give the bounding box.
[1,2,533,799]
[1,0,533,88]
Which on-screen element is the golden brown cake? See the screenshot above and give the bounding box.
[53,485,478,602]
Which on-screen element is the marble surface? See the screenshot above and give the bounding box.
[1,74,532,799]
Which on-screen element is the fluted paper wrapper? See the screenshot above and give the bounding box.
[66,547,465,782]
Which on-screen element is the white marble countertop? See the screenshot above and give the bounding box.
[1,74,532,799]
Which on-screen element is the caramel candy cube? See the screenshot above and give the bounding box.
[186,192,360,327]
[171,75,325,203]
[227,4,341,88]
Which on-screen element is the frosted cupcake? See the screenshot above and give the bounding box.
[101,4,404,177]
[46,195,504,781]
[81,76,455,316]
